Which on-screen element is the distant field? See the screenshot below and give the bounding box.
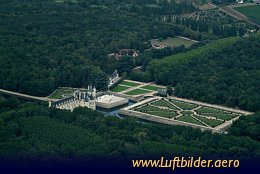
[151,36,197,48]
[234,5,260,24]
[199,3,216,10]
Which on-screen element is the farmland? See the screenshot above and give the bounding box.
[151,36,197,48]
[234,5,260,25]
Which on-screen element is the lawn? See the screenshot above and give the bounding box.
[148,111,177,118]
[234,5,260,24]
[196,107,226,114]
[135,105,162,112]
[196,107,238,120]
[151,36,197,48]
[195,116,224,127]
[176,115,205,126]
[120,81,140,87]
[125,89,151,95]
[49,88,74,99]
[111,85,130,92]
[135,105,177,118]
[169,99,198,110]
[207,113,237,121]
[151,99,180,110]
[141,85,165,91]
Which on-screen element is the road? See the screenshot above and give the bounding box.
[0,89,58,102]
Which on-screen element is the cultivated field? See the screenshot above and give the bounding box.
[198,3,217,10]
[151,36,197,48]
[234,5,260,25]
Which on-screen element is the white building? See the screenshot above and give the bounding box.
[108,70,120,88]
[96,94,129,109]
[49,85,96,111]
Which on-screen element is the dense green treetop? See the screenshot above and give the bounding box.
[147,34,260,111]
[0,96,260,162]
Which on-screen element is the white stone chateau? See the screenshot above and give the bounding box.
[49,86,96,111]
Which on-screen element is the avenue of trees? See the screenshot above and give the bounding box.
[147,34,260,112]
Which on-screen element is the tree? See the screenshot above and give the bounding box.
[167,86,173,96]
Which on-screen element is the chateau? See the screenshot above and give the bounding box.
[49,86,96,111]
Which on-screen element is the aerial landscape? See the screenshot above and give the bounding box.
[0,0,260,173]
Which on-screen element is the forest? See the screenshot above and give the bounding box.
[1,0,260,171]
[1,0,252,97]
[0,95,259,164]
[0,0,205,97]
[147,34,260,112]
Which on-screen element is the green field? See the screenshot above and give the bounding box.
[141,85,165,91]
[49,88,74,99]
[149,111,177,118]
[197,107,238,120]
[125,89,151,95]
[120,81,140,87]
[135,105,162,112]
[151,99,180,110]
[169,99,198,110]
[131,98,243,128]
[111,85,130,92]
[196,107,225,113]
[177,115,205,126]
[201,113,237,121]
[181,111,194,115]
[235,5,260,24]
[151,36,197,48]
[195,116,224,127]
[135,105,177,118]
